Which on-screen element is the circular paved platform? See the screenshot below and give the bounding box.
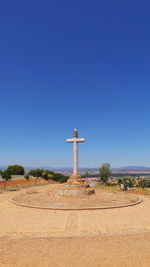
[0,184,149,238]
[11,187,141,210]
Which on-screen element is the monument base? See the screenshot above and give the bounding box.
[56,174,95,197]
[67,174,85,185]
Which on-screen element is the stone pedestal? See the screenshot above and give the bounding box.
[57,174,95,197]
[67,174,85,185]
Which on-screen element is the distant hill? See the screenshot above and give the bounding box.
[1,166,150,172]
[112,166,150,172]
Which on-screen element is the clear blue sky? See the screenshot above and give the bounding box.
[0,0,150,168]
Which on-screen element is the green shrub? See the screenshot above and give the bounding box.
[122,178,134,188]
[52,173,68,183]
[7,165,24,175]
[140,179,150,188]
[28,169,68,184]
[118,178,123,185]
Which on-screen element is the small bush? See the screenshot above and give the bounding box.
[140,179,150,188]
[118,178,123,185]
[28,169,68,183]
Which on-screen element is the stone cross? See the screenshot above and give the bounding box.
[66,129,85,175]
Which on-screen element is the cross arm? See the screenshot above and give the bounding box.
[66,139,74,143]
[76,138,85,143]
[66,138,85,143]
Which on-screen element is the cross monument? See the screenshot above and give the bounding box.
[67,129,85,175]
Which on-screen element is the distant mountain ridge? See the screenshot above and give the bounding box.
[112,166,150,171]
[1,166,150,172]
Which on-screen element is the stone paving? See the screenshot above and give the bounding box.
[0,184,149,238]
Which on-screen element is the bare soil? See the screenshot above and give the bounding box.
[1,234,150,267]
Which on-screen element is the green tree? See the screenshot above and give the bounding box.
[1,170,12,190]
[7,165,24,175]
[28,169,43,184]
[99,163,111,184]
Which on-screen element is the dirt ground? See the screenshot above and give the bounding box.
[0,184,150,266]
[1,234,150,267]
